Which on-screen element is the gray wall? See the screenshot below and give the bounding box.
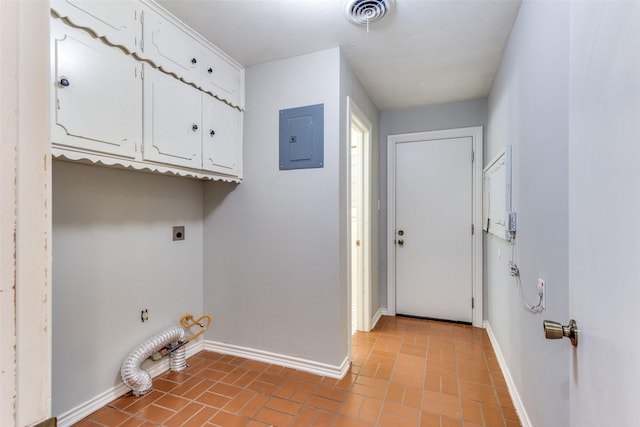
[52,161,204,416]
[378,99,487,309]
[485,1,569,426]
[202,48,346,367]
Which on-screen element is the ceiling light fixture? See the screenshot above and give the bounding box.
[344,0,392,32]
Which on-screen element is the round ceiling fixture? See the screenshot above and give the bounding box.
[344,0,392,26]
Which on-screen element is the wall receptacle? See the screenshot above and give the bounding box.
[537,278,546,309]
[172,226,185,241]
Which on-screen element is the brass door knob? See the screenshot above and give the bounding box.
[543,319,578,347]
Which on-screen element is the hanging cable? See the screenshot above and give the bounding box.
[509,238,543,313]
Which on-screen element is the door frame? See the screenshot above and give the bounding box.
[347,97,372,333]
[386,127,483,327]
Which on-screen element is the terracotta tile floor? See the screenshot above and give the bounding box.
[74,316,521,427]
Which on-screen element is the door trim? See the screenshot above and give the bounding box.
[347,97,372,334]
[386,127,484,327]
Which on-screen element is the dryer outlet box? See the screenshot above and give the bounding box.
[173,226,185,241]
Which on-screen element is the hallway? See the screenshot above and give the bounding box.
[75,316,520,426]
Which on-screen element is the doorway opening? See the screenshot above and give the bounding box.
[348,98,372,335]
[386,127,484,327]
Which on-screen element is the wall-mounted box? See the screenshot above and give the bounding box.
[279,104,324,170]
[483,146,513,240]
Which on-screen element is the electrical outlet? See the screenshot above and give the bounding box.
[172,226,185,241]
[509,262,520,277]
[537,278,546,309]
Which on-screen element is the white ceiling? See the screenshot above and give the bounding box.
[156,0,521,111]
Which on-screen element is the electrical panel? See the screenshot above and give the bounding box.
[279,104,324,170]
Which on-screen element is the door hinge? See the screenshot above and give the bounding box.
[472,297,475,309]
[472,224,475,235]
[472,150,475,163]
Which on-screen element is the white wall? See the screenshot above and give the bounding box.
[52,161,204,416]
[485,1,569,426]
[339,52,381,332]
[202,48,345,367]
[378,99,487,309]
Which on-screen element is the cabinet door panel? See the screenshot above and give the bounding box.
[51,0,141,53]
[52,22,141,159]
[142,8,200,83]
[202,95,241,177]
[143,66,202,168]
[200,50,242,107]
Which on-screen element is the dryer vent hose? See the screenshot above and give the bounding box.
[120,326,186,396]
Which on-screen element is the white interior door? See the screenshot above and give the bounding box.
[351,125,363,334]
[569,2,640,426]
[395,137,472,323]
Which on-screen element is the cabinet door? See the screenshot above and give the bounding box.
[50,0,141,53]
[202,95,242,177]
[143,66,202,169]
[141,8,200,84]
[52,21,141,159]
[200,49,243,108]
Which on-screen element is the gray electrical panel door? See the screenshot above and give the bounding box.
[279,104,324,170]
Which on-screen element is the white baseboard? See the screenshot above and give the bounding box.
[56,340,204,427]
[483,321,532,427]
[203,340,350,380]
[371,307,384,330]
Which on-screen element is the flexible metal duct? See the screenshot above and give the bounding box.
[120,326,186,396]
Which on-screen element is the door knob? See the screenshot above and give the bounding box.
[59,78,70,87]
[543,319,578,347]
[397,239,404,247]
[398,230,404,236]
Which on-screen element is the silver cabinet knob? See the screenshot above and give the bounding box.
[543,319,578,347]
[397,239,404,247]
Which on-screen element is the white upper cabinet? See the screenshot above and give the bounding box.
[143,66,202,169]
[199,48,243,108]
[51,19,142,159]
[141,3,244,108]
[50,0,244,181]
[141,6,201,85]
[202,95,242,176]
[50,0,142,54]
